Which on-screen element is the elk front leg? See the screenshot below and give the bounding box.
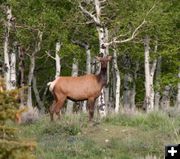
[54,97,66,120]
[49,100,56,121]
[88,98,95,121]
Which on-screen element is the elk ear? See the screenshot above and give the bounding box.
[95,56,101,61]
[107,56,112,61]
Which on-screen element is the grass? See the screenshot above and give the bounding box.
[17,111,180,159]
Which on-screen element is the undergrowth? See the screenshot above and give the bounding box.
[104,111,179,133]
[18,112,180,159]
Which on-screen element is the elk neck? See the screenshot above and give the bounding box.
[97,67,107,86]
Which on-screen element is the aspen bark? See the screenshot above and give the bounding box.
[80,0,148,115]
[96,14,108,117]
[113,49,121,113]
[86,46,91,74]
[3,6,12,90]
[55,42,61,78]
[154,56,162,111]
[9,42,17,89]
[144,36,151,111]
[104,28,110,112]
[80,0,109,117]
[143,36,157,112]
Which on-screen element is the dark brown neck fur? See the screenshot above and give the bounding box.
[97,67,107,86]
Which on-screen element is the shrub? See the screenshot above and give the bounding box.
[0,79,36,159]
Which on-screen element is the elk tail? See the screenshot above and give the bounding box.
[47,78,59,92]
[47,81,55,92]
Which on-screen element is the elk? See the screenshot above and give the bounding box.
[48,55,112,121]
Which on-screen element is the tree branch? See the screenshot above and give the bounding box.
[46,51,55,60]
[105,3,156,46]
[106,19,146,46]
[71,39,89,49]
[79,3,100,26]
[146,2,156,17]
[100,0,107,3]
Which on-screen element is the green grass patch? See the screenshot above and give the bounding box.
[17,112,180,159]
[104,111,177,132]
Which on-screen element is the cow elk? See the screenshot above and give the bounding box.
[48,55,112,121]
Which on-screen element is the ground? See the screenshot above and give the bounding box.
[18,111,180,159]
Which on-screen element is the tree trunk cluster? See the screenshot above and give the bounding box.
[2,2,179,120]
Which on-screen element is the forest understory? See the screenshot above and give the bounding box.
[17,111,180,159]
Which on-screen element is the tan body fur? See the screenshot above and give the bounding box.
[54,75,103,101]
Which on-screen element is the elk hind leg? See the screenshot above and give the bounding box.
[54,97,66,119]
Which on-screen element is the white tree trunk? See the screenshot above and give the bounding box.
[154,56,161,111]
[108,69,115,112]
[148,60,156,111]
[86,47,91,74]
[104,28,110,108]
[144,36,157,112]
[96,25,108,118]
[9,42,17,89]
[80,0,147,115]
[113,49,121,113]
[55,42,61,78]
[66,58,78,114]
[93,0,108,117]
[3,6,12,90]
[149,42,158,111]
[144,36,151,111]
[79,0,109,117]
[27,31,43,107]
